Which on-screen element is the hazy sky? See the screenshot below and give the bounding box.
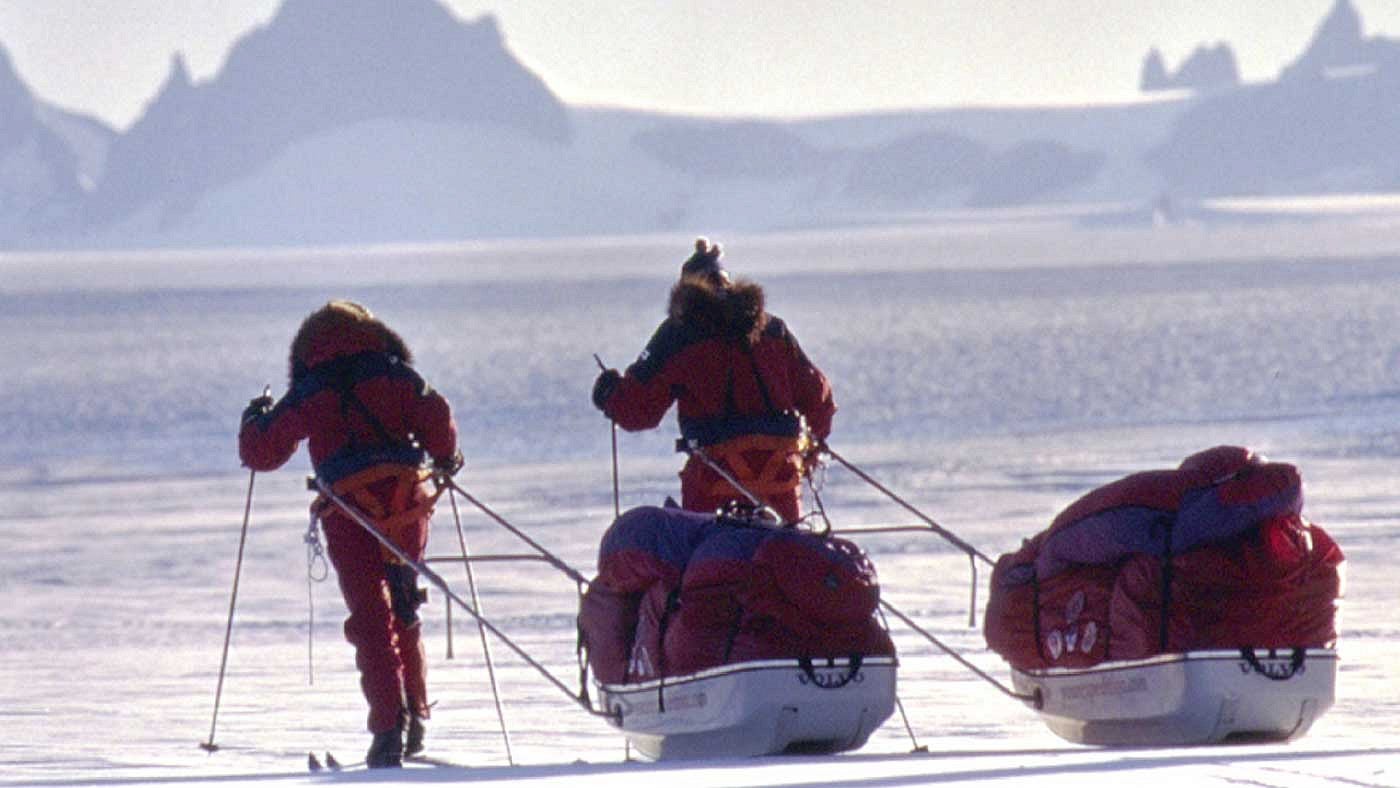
[2,0,1398,131]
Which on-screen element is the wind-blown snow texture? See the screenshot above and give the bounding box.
[1,220,1397,787]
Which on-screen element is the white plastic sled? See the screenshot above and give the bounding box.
[596,655,898,760]
[1010,647,1336,746]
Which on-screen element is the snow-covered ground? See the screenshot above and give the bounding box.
[2,217,1398,786]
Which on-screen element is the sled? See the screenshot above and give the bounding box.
[1010,647,1337,746]
[596,655,898,760]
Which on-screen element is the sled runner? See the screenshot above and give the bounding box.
[1010,647,1337,745]
[598,655,898,760]
[984,446,1345,747]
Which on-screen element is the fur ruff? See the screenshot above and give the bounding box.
[668,276,767,346]
[288,300,412,382]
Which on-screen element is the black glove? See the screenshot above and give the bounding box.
[241,394,274,425]
[592,368,622,411]
[434,448,464,478]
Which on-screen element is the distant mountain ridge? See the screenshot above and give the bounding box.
[1150,0,1400,196]
[4,0,1400,249]
[1140,44,1240,93]
[83,0,570,232]
[0,45,110,239]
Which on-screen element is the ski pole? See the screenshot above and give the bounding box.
[201,461,260,752]
[447,487,515,765]
[594,354,620,519]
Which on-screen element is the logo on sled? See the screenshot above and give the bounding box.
[1043,590,1101,663]
[798,668,866,689]
[1237,649,1308,680]
[796,657,867,690]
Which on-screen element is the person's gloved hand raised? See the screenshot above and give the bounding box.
[241,393,274,425]
[592,368,621,411]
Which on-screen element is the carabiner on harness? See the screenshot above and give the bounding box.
[305,512,329,583]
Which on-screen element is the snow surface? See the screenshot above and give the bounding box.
[2,218,1398,787]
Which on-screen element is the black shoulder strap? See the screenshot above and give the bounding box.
[743,345,780,416]
[719,345,780,419]
[325,354,404,450]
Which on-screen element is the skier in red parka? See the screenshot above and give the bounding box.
[238,300,461,768]
[592,238,835,523]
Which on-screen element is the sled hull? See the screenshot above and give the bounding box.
[1011,648,1336,746]
[598,657,897,760]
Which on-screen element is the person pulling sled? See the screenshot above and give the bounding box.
[238,300,463,768]
[592,238,835,523]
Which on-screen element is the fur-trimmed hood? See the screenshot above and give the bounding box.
[288,300,412,383]
[668,276,768,346]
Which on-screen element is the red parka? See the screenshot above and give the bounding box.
[601,277,835,521]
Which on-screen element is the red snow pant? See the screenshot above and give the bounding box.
[319,475,435,734]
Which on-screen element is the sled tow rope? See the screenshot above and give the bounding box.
[821,445,994,567]
[880,599,1041,708]
[438,477,592,587]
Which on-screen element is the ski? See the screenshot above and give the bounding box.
[308,750,465,772]
[407,753,470,769]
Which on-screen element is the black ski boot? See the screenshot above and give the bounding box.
[365,721,404,769]
[405,712,426,758]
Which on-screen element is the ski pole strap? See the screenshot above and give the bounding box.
[822,445,994,567]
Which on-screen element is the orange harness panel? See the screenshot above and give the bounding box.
[313,464,441,562]
[701,432,811,503]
